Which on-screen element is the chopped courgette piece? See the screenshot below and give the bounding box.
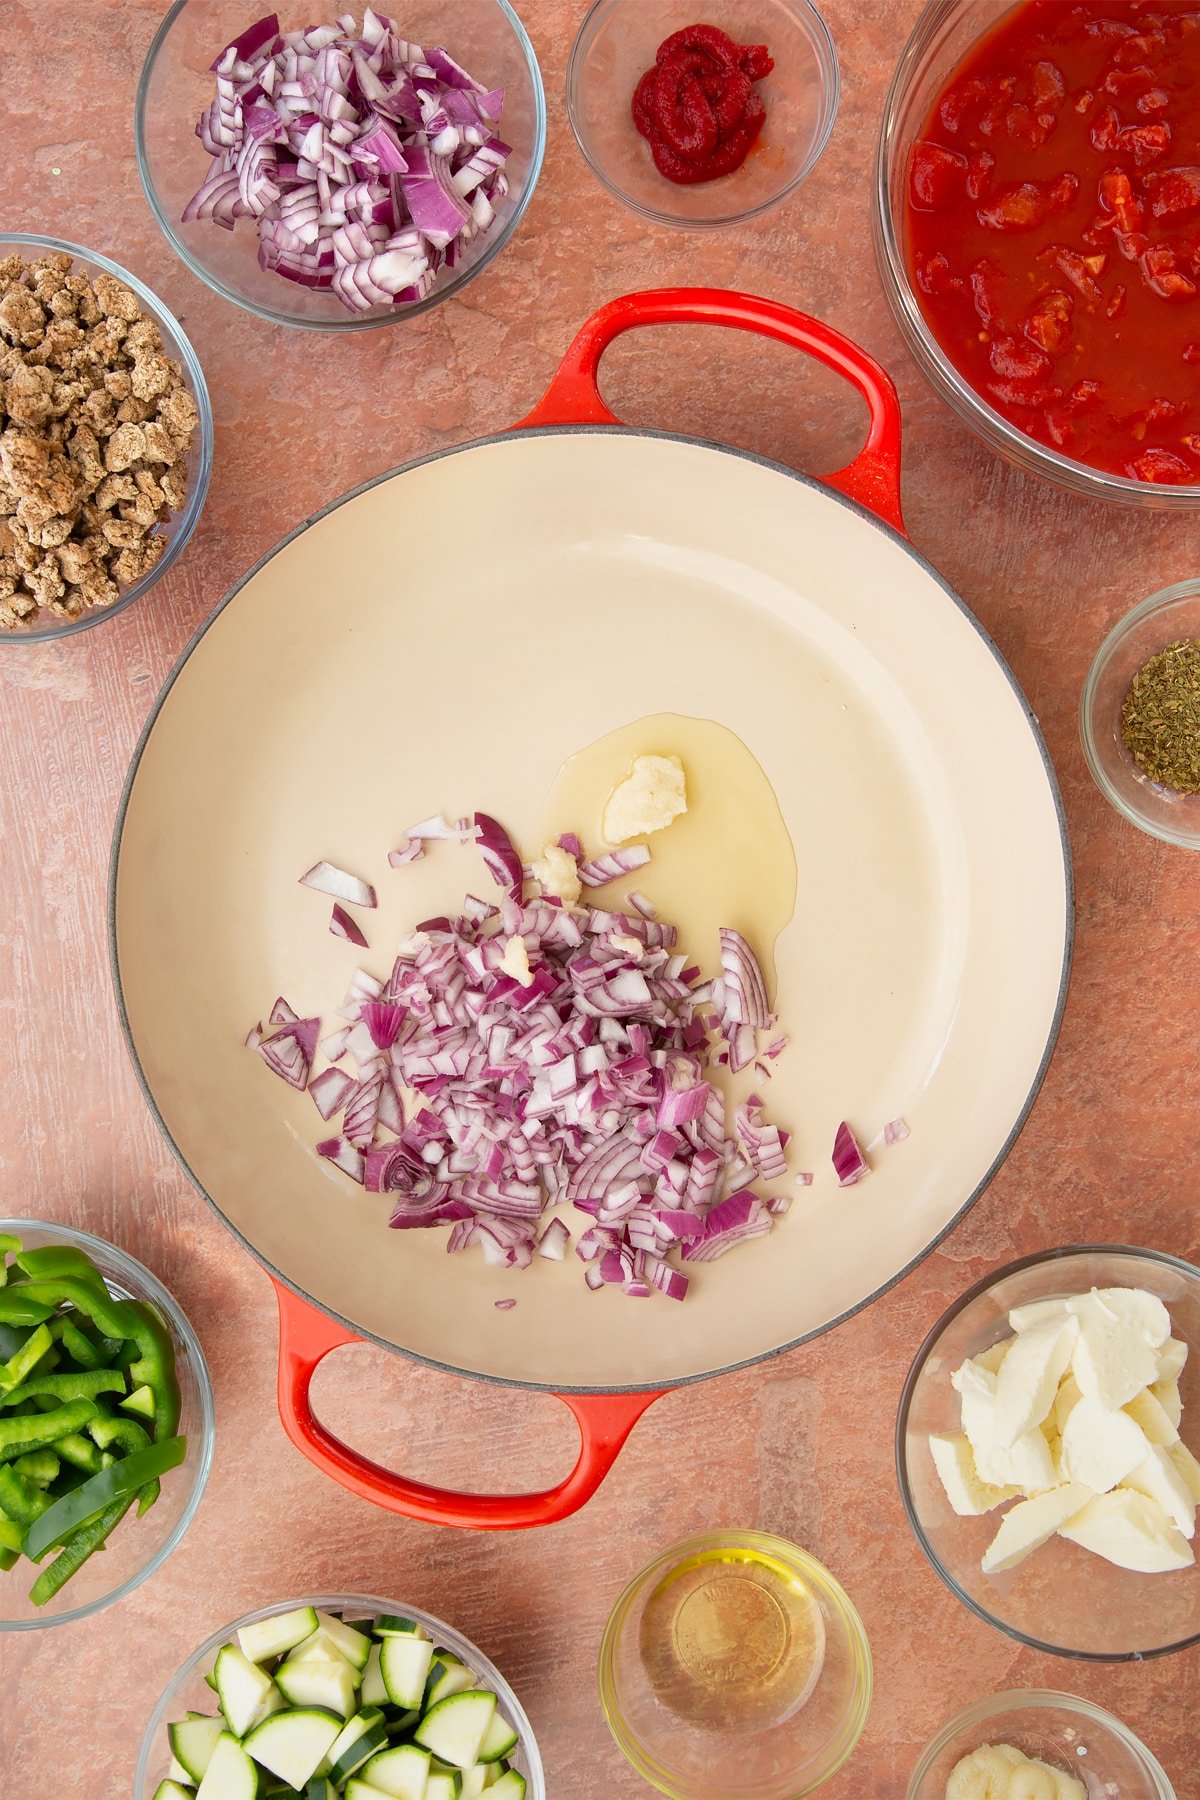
[244,1707,343,1790]
[379,1635,435,1711]
[477,1712,519,1765]
[214,1645,280,1739]
[413,1694,497,1772]
[238,1606,320,1665]
[195,1731,260,1799]
[153,1783,196,1800]
[360,1743,431,1799]
[169,1715,225,1784]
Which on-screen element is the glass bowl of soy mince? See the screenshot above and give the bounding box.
[1082,580,1200,850]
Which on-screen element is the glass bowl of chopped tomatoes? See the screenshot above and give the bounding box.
[875,0,1200,507]
[1082,579,1200,849]
[567,0,839,230]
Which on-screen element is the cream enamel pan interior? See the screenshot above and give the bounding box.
[112,427,1070,1392]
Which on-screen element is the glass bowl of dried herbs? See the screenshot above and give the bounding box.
[1082,580,1200,850]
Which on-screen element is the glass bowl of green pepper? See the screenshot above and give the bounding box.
[0,1219,213,1630]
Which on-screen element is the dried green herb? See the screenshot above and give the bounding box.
[1121,637,1200,794]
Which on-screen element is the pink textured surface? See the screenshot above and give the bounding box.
[1,1,1200,1796]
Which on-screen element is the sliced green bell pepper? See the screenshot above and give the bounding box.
[0,1292,54,1328]
[29,1495,134,1607]
[89,1410,161,1513]
[0,1516,21,1553]
[0,1324,55,1393]
[11,1449,59,1486]
[53,1432,103,1475]
[0,1233,22,1284]
[0,1399,97,1461]
[125,1301,181,1441]
[1,1369,126,1408]
[53,1318,104,1370]
[0,1464,52,1527]
[11,1278,138,1342]
[24,1436,186,1560]
[14,1246,108,1288]
[121,1384,157,1420]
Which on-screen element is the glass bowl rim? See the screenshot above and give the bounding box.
[895,1242,1200,1663]
[872,0,1200,510]
[905,1686,1178,1798]
[0,232,214,645]
[565,0,841,232]
[134,1590,546,1797]
[597,1528,873,1799]
[134,0,548,332]
[0,1215,215,1633]
[1080,579,1200,850]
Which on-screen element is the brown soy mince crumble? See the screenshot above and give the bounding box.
[0,251,199,629]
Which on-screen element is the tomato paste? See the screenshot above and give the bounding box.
[906,0,1200,484]
[632,24,774,186]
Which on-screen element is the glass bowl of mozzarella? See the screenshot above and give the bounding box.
[897,1246,1200,1660]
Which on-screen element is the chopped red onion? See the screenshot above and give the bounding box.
[832,1121,870,1186]
[259,1015,320,1089]
[330,902,369,947]
[184,13,512,315]
[719,928,772,1030]
[388,840,425,868]
[253,808,812,1299]
[474,812,523,899]
[309,1065,356,1119]
[578,846,652,888]
[494,1298,517,1311]
[884,1117,911,1145]
[300,860,377,909]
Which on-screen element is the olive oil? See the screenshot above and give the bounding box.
[527,713,797,999]
[638,1544,826,1732]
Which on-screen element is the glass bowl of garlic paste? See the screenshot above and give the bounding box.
[907,1691,1177,1800]
[897,1247,1200,1660]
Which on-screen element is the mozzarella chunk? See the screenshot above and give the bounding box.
[1060,1395,1151,1493]
[1059,1489,1194,1573]
[928,1433,1019,1516]
[982,1484,1095,1574]
[994,1315,1078,1448]
[1122,1446,1197,1539]
[1168,1441,1200,1503]
[1124,1385,1180,1448]
[1070,1291,1161,1411]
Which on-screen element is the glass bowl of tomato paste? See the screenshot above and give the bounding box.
[875,0,1200,508]
[568,0,840,230]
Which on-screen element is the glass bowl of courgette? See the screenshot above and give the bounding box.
[0,1219,213,1631]
[136,1593,545,1799]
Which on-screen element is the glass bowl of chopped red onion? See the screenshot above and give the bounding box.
[567,0,839,231]
[135,2,545,329]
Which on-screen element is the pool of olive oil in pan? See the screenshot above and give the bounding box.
[638,1544,827,1731]
[528,712,797,998]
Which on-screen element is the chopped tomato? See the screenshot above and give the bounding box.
[906,0,1200,483]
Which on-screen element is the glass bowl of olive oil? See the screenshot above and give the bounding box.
[598,1530,872,1799]
[1081,579,1200,850]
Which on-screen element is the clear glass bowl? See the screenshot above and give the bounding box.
[0,234,213,643]
[135,1592,546,1797]
[598,1530,872,1799]
[0,1218,214,1631]
[567,0,839,230]
[873,0,1200,509]
[907,1691,1177,1799]
[1081,581,1200,850]
[136,0,546,331]
[897,1246,1200,1661]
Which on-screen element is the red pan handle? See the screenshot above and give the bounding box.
[515,287,906,533]
[273,1280,664,1528]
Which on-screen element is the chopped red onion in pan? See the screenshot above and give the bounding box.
[300,860,377,908]
[252,812,815,1299]
[832,1120,870,1186]
[184,11,513,315]
[330,902,370,947]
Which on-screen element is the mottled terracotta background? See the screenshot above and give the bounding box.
[2,1,1200,1795]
